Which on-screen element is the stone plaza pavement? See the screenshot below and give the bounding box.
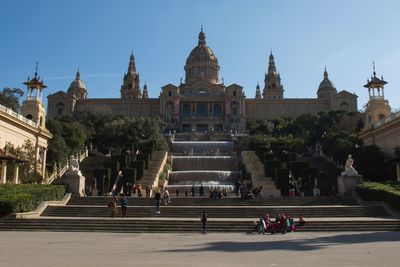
[0,231,399,267]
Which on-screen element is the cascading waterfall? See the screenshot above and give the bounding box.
[168,141,240,190]
[171,141,234,155]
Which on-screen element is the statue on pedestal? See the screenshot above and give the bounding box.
[63,154,85,196]
[341,154,358,176]
[67,155,81,175]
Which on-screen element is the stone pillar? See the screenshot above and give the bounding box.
[42,148,47,178]
[396,162,400,182]
[1,160,7,184]
[338,174,363,197]
[12,164,19,184]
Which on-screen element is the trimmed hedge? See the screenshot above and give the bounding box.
[93,168,112,193]
[0,184,67,217]
[136,154,150,169]
[356,181,400,211]
[131,160,145,179]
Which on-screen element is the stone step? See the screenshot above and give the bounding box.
[67,196,355,206]
[0,219,399,233]
[41,205,390,218]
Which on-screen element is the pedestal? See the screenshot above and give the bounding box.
[62,172,86,196]
[338,174,363,197]
[91,187,99,196]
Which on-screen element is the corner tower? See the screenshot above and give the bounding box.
[263,51,284,100]
[121,52,142,99]
[20,63,47,130]
[363,62,391,130]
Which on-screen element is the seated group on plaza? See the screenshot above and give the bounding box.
[254,213,306,234]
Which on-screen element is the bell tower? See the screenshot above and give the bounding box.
[20,63,48,130]
[363,62,391,130]
[263,51,284,100]
[121,52,142,99]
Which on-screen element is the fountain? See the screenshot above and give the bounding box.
[171,141,234,155]
[167,141,240,190]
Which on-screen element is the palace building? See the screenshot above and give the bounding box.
[47,28,358,132]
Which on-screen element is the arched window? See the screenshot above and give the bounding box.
[26,114,33,120]
[233,91,236,97]
[166,101,174,123]
[378,114,385,120]
[197,103,208,118]
[213,104,222,117]
[232,101,239,116]
[182,104,191,118]
[57,102,65,116]
[168,91,172,97]
[340,102,349,109]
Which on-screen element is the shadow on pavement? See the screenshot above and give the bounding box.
[159,231,400,252]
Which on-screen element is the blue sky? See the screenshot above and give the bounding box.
[1,0,400,110]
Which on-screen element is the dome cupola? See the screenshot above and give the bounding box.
[67,69,87,99]
[317,67,337,99]
[184,27,220,85]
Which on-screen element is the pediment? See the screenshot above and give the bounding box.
[337,90,357,98]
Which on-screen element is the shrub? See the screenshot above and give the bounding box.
[0,184,67,217]
[159,172,167,181]
[163,163,171,173]
[356,181,400,211]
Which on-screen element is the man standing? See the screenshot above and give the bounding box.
[155,189,161,214]
[201,210,208,234]
[120,195,128,218]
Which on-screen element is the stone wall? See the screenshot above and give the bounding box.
[245,98,328,120]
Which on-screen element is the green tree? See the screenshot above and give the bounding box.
[0,87,24,111]
[46,117,87,163]
[4,140,42,183]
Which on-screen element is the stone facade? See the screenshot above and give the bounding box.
[48,28,358,132]
[359,66,399,156]
[0,67,53,178]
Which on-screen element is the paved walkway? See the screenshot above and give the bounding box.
[0,231,399,266]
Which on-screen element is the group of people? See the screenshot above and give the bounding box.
[288,171,321,197]
[108,194,128,218]
[128,183,152,198]
[173,185,230,199]
[255,213,306,235]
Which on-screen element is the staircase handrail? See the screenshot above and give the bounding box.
[319,153,344,170]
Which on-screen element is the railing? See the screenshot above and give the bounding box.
[0,103,38,128]
[319,153,343,170]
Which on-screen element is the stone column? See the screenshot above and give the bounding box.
[42,148,47,178]
[12,164,19,184]
[1,160,7,184]
[396,162,400,182]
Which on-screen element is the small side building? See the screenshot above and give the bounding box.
[0,66,53,182]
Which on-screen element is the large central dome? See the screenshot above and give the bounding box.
[184,28,220,85]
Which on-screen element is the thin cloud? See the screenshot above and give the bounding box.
[316,47,352,69]
[45,73,121,80]
[378,57,400,66]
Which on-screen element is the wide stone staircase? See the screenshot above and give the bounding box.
[140,151,167,189]
[1,196,399,233]
[241,151,281,197]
